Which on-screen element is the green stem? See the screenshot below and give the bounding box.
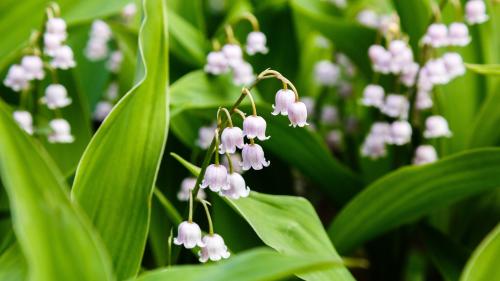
[200,200,214,235]
[242,88,257,116]
[225,153,234,174]
[188,189,193,223]
[214,128,220,164]
[217,107,233,127]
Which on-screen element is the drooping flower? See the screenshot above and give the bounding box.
[222,153,243,174]
[368,45,391,74]
[46,17,67,41]
[51,45,76,69]
[400,62,419,87]
[442,52,466,79]
[415,90,433,110]
[43,33,63,56]
[301,97,315,116]
[287,101,309,127]
[48,119,74,143]
[423,59,449,85]
[3,65,29,92]
[357,9,379,28]
[174,221,205,249]
[369,122,392,143]
[90,20,112,41]
[448,22,471,46]
[21,55,45,80]
[465,0,489,25]
[272,89,295,116]
[13,111,34,135]
[361,135,387,159]
[219,126,244,154]
[85,38,109,61]
[388,120,412,145]
[222,44,243,67]
[198,234,230,263]
[177,177,206,201]
[422,23,448,48]
[196,124,216,149]
[424,115,452,138]
[313,60,340,86]
[326,129,343,150]
[245,31,268,55]
[200,164,229,192]
[106,82,119,100]
[107,50,123,73]
[122,3,137,21]
[220,172,250,199]
[361,84,385,108]
[388,40,413,74]
[41,84,72,109]
[204,51,229,75]
[243,115,269,140]
[232,61,254,85]
[241,143,270,170]
[413,145,438,165]
[382,94,409,119]
[321,105,339,125]
[93,101,113,121]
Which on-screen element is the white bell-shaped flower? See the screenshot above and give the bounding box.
[243,115,269,140]
[241,143,270,170]
[204,51,229,75]
[42,84,72,109]
[51,45,76,69]
[107,50,123,73]
[400,62,419,87]
[413,145,438,165]
[196,125,216,149]
[416,90,433,110]
[321,105,338,125]
[174,221,205,249]
[200,164,229,192]
[357,9,379,28]
[301,97,315,116]
[3,65,29,92]
[424,59,449,85]
[198,233,230,263]
[382,94,409,119]
[287,101,309,127]
[93,101,113,121]
[465,0,489,25]
[442,52,465,79]
[90,20,112,41]
[314,60,340,86]
[21,55,44,80]
[448,22,471,46]
[424,115,452,138]
[222,153,243,174]
[326,129,343,149]
[361,84,385,108]
[368,45,392,74]
[43,33,63,56]
[232,61,254,85]
[13,111,34,135]
[389,120,412,145]
[177,177,206,201]
[417,67,434,92]
[48,119,74,143]
[369,122,391,143]
[85,38,109,61]
[222,44,243,67]
[46,17,67,41]
[246,31,268,55]
[122,3,137,21]
[219,126,244,154]
[388,40,413,74]
[272,89,295,116]
[106,82,119,100]
[422,23,448,48]
[361,135,387,159]
[220,172,250,199]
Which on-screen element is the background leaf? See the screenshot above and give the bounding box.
[0,244,27,281]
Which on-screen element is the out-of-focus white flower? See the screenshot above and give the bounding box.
[423,59,449,85]
[13,111,34,135]
[93,101,113,121]
[321,105,338,124]
[46,18,67,41]
[301,97,315,117]
[378,14,399,35]
[357,9,379,28]
[326,129,343,149]
[465,0,489,25]
[90,20,112,41]
[122,3,137,21]
[48,119,74,143]
[369,122,392,143]
[174,221,205,249]
[442,52,466,79]
[41,84,72,109]
[21,56,44,80]
[85,38,109,61]
[314,60,340,87]
[232,61,254,85]
[328,0,347,9]
[51,45,76,69]
[400,62,419,87]
[219,126,244,154]
[196,124,216,149]
[221,172,250,199]
[43,33,63,56]
[198,234,230,263]
[287,101,309,127]
[416,90,433,110]
[272,89,295,116]
[361,84,385,108]
[106,82,119,100]
[388,40,413,74]
[243,115,269,140]
[241,143,270,170]
[222,44,243,67]
[246,31,268,55]
[382,94,409,119]
[337,53,356,77]
[417,67,434,92]
[3,65,29,92]
[448,22,471,46]
[388,120,412,145]
[204,51,229,75]
[369,45,391,74]
[177,177,206,201]
[413,145,438,165]
[222,153,243,174]
[201,164,229,192]
[339,82,353,98]
[423,23,448,48]
[424,115,452,138]
[314,35,331,49]
[361,135,387,159]
[107,50,123,73]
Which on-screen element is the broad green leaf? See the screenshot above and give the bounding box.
[460,223,500,281]
[135,248,344,281]
[0,100,114,280]
[168,0,205,31]
[329,148,500,253]
[468,82,500,147]
[465,64,500,76]
[71,0,169,279]
[0,244,27,281]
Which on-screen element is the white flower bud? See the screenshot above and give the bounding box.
[13,110,34,135]
[389,120,412,145]
[361,135,387,159]
[424,115,452,138]
[48,119,74,143]
[122,3,137,21]
[357,9,379,28]
[200,164,229,192]
[204,51,229,75]
[243,115,269,140]
[246,31,268,55]
[174,221,205,249]
[90,20,112,41]
[400,62,419,87]
[3,65,29,92]
[442,52,466,79]
[413,145,438,165]
[107,50,123,73]
[448,22,471,46]
[314,60,340,86]
[241,143,270,170]
[219,126,244,154]
[46,18,67,41]
[198,234,230,263]
[222,44,243,67]
[361,84,385,108]
[196,125,216,149]
[465,0,489,25]
[232,61,254,85]
[177,177,206,201]
[321,105,338,124]
[220,172,250,199]
[423,59,449,85]
[85,38,109,61]
[423,23,448,48]
[43,33,63,56]
[287,101,309,127]
[382,94,409,119]
[272,89,295,116]
[51,45,76,69]
[21,55,44,80]
[106,82,119,100]
[42,84,72,109]
[93,101,113,121]
[416,90,433,110]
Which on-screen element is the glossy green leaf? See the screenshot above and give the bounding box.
[0,244,27,281]
[168,10,208,67]
[465,64,500,76]
[71,0,169,279]
[468,82,500,148]
[135,248,344,281]
[0,100,114,280]
[329,148,500,253]
[460,223,500,281]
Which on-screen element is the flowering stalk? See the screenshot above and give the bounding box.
[200,200,214,235]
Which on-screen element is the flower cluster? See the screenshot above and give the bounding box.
[204,13,268,86]
[357,10,401,37]
[176,69,308,263]
[3,4,75,143]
